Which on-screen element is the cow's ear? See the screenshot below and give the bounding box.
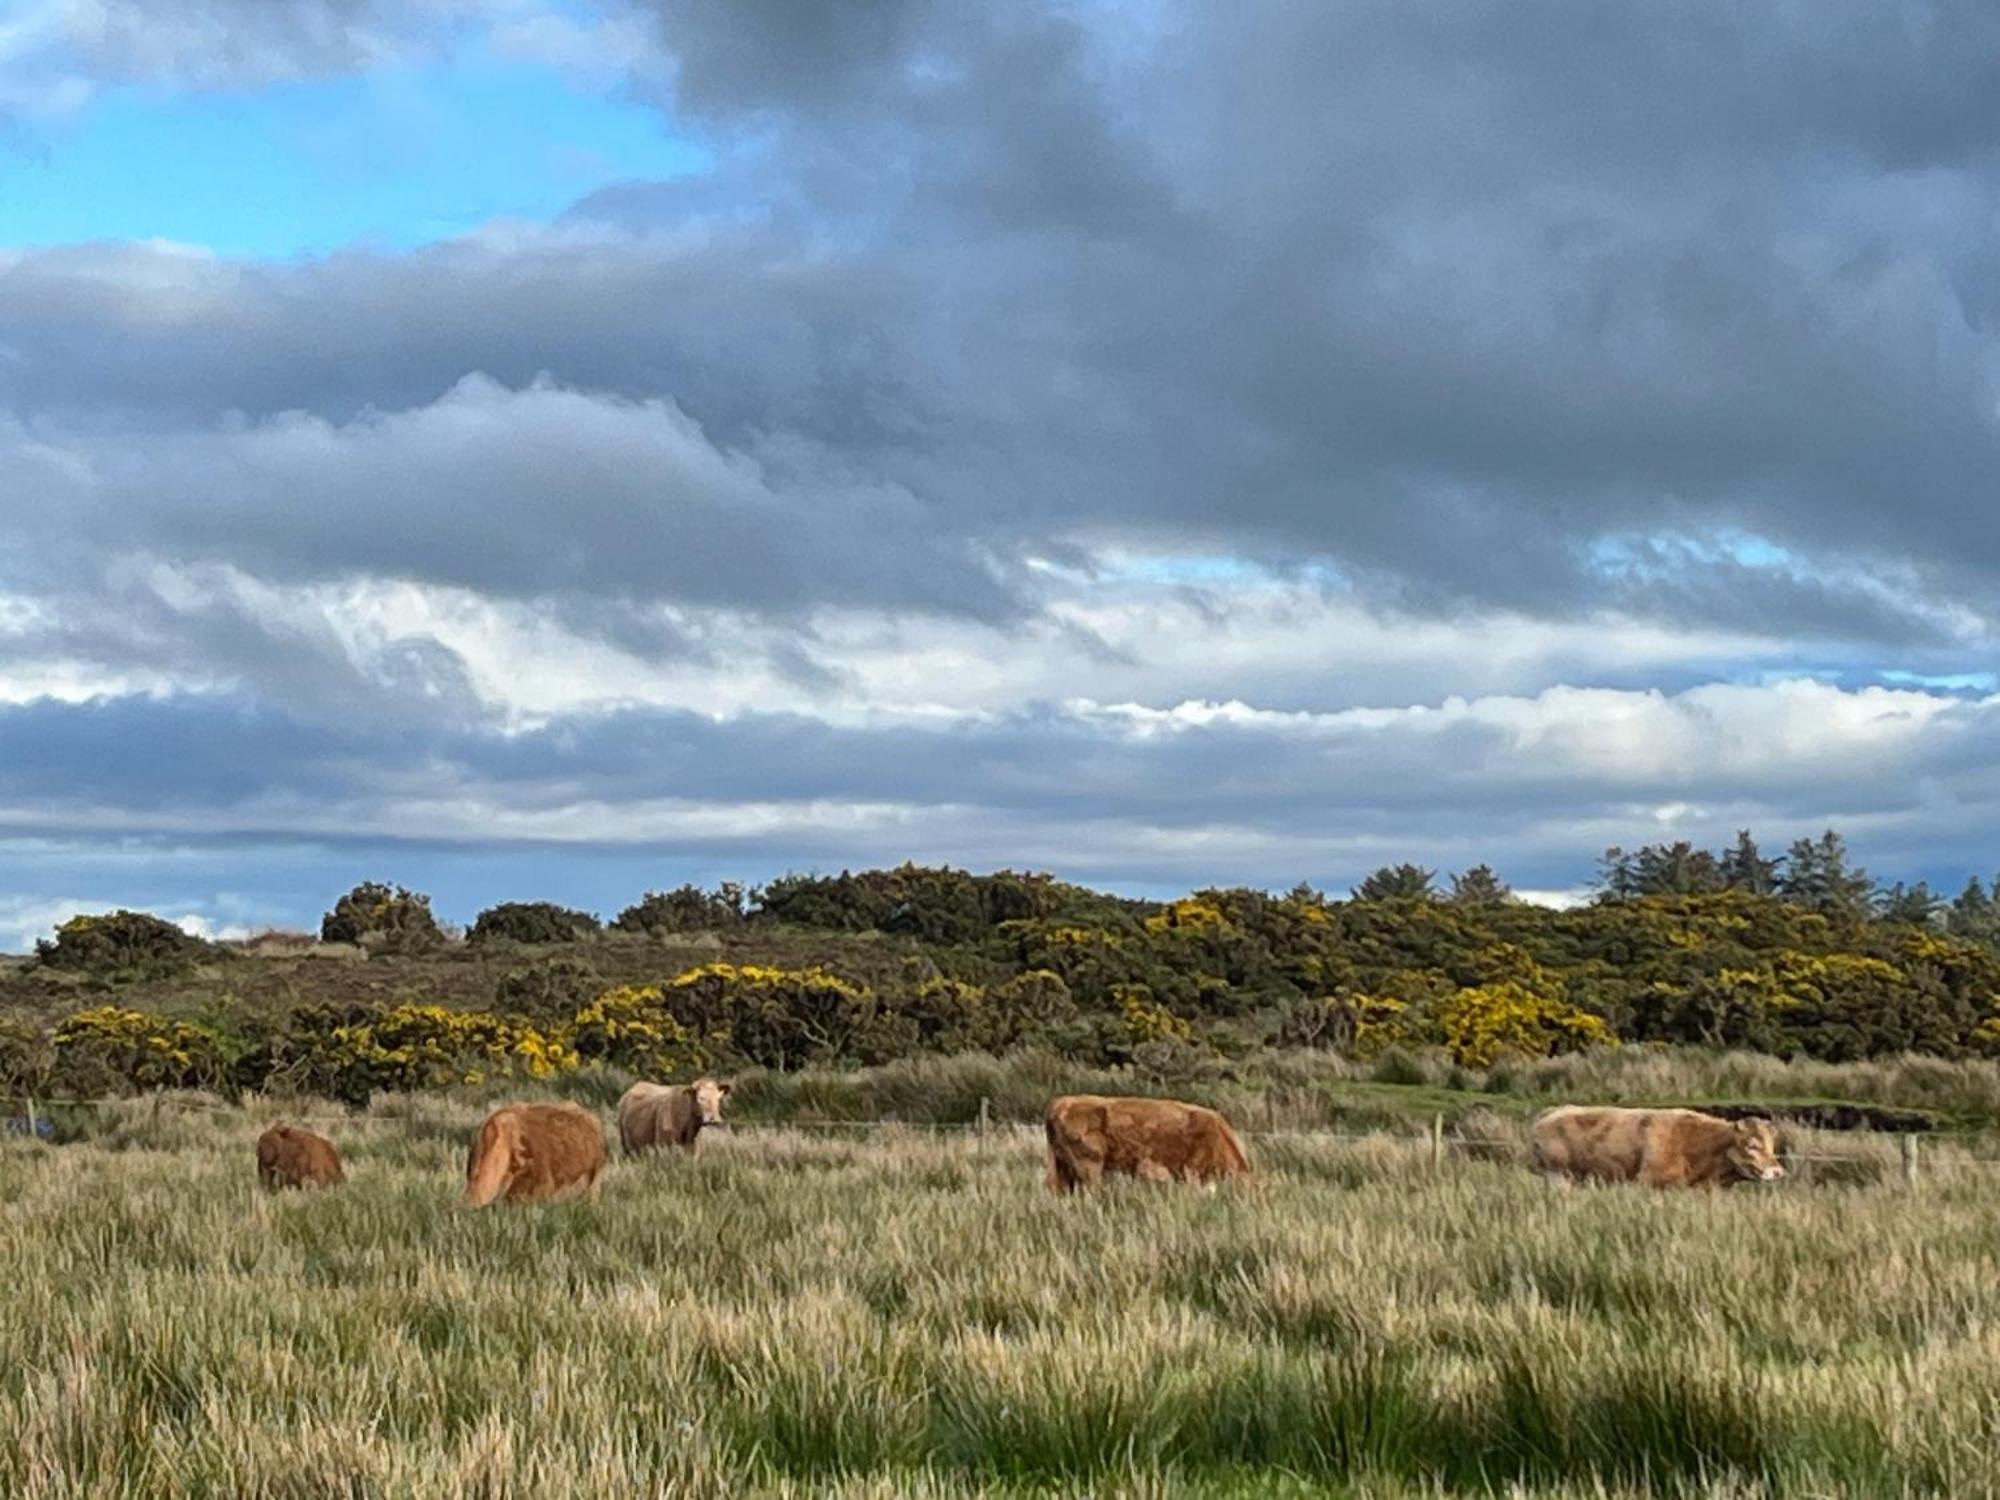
[718,1081,733,1096]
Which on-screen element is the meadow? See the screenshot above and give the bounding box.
[5,1090,1999,1498]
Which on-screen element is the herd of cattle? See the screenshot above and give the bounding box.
[251,1079,1790,1200]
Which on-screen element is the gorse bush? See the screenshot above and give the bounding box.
[492,955,603,1020]
[320,882,443,953]
[328,1004,577,1096]
[34,910,211,979]
[755,864,1122,941]
[568,984,697,1076]
[468,901,602,945]
[27,849,2000,1097]
[612,883,746,934]
[50,1006,231,1094]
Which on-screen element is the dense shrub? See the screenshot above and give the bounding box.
[756,864,1127,941]
[320,882,443,953]
[0,1016,53,1093]
[569,984,698,1076]
[661,962,893,1070]
[20,865,2000,1097]
[1427,982,1615,1068]
[468,901,601,945]
[493,956,602,1020]
[34,911,211,979]
[49,1006,231,1095]
[612,883,746,934]
[323,1005,575,1100]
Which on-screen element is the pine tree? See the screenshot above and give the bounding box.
[1352,864,1437,901]
[1875,881,1943,927]
[1718,830,1780,895]
[1448,864,1512,906]
[1779,830,1872,919]
[1634,841,1723,895]
[1596,847,1639,902]
[1947,877,2000,946]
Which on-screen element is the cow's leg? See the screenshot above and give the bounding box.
[1045,1151,1074,1193]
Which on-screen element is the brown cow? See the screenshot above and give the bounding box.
[1044,1093,1251,1191]
[464,1102,607,1207]
[255,1123,345,1190]
[617,1078,731,1156]
[1531,1105,1785,1189]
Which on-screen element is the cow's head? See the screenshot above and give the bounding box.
[1728,1118,1785,1182]
[689,1077,732,1128]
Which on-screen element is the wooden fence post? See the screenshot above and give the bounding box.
[978,1097,991,1139]
[1901,1133,1919,1187]
[1431,1112,1445,1172]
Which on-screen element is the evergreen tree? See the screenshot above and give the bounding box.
[1352,864,1437,901]
[1596,847,1639,902]
[1875,881,1943,927]
[1448,864,1512,906]
[1719,830,1781,895]
[1779,830,1873,919]
[1634,841,1723,896]
[1947,877,1999,945]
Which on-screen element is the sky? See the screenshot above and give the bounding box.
[2,0,2000,948]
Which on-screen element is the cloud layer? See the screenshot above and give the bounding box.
[3,0,1998,940]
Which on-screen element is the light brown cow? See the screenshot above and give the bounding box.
[1531,1105,1785,1188]
[463,1102,607,1207]
[255,1123,345,1190]
[617,1078,732,1156]
[1044,1093,1252,1192]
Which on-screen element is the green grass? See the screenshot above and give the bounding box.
[5,1095,2000,1497]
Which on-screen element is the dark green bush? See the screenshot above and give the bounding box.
[34,910,212,979]
[494,956,602,1020]
[320,882,443,953]
[468,901,601,945]
[612,883,745,934]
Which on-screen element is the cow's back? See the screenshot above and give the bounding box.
[256,1124,344,1190]
[1533,1106,1741,1186]
[1046,1094,1249,1189]
[468,1103,606,1205]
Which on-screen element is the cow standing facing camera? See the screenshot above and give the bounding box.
[617,1078,732,1156]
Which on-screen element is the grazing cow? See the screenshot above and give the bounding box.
[617,1078,732,1156]
[1531,1105,1785,1189]
[1044,1093,1252,1192]
[255,1123,345,1190]
[464,1102,607,1207]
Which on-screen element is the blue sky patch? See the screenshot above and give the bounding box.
[0,51,704,257]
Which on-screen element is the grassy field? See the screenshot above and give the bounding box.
[5,1095,2000,1498]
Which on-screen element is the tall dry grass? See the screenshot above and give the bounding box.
[3,1095,1998,1497]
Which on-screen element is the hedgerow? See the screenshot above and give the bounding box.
[20,860,2000,1098]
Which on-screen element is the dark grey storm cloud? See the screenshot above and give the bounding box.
[4,1,1999,640]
